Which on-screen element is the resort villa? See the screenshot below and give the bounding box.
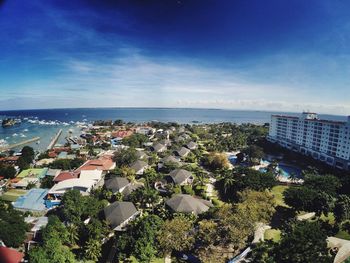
[268,112,350,170]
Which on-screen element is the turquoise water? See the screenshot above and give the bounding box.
[259,160,302,179]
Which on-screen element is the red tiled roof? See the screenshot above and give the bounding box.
[0,156,19,162]
[76,158,115,172]
[54,171,79,182]
[0,246,24,263]
[111,130,133,138]
[48,152,58,158]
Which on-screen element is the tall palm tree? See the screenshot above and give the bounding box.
[84,238,102,262]
[66,224,79,246]
[223,177,236,194]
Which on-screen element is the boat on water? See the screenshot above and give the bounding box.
[1,118,20,128]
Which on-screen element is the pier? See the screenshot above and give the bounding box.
[0,137,40,152]
[47,129,62,150]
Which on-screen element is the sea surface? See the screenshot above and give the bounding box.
[0,108,347,152]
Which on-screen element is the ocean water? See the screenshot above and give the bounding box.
[0,108,347,152]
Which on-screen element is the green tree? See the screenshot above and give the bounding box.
[203,152,230,170]
[66,224,79,246]
[157,217,195,255]
[113,148,138,167]
[273,221,333,263]
[122,134,149,148]
[334,195,350,223]
[61,190,86,224]
[84,238,102,262]
[303,174,341,196]
[284,187,335,216]
[242,145,264,165]
[129,187,161,210]
[0,164,17,179]
[131,215,164,262]
[197,219,218,247]
[40,175,54,188]
[0,207,28,247]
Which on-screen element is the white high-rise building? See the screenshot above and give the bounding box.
[268,112,350,170]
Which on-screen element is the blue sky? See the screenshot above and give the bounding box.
[0,0,350,114]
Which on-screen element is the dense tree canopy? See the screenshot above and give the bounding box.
[122,134,149,148]
[113,147,138,167]
[274,221,332,263]
[29,216,76,263]
[49,158,84,170]
[217,167,276,202]
[0,202,28,247]
[203,152,230,170]
[157,217,195,255]
[0,164,17,179]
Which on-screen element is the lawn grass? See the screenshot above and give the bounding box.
[264,229,281,242]
[335,230,350,240]
[0,189,27,202]
[271,185,289,207]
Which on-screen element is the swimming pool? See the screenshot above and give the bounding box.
[259,160,302,179]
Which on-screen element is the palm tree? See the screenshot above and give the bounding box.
[223,177,236,194]
[66,224,79,246]
[120,166,136,183]
[84,238,102,262]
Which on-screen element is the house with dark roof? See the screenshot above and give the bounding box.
[158,155,182,170]
[104,201,139,231]
[151,143,167,153]
[186,141,198,150]
[159,139,172,147]
[129,160,149,175]
[166,194,213,215]
[174,147,191,158]
[105,177,130,194]
[104,177,143,197]
[169,169,194,185]
[135,150,148,160]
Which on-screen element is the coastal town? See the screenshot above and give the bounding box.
[0,112,350,263]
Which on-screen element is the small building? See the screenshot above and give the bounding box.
[158,155,182,169]
[169,169,194,185]
[135,127,155,135]
[105,177,130,194]
[151,143,166,153]
[77,158,116,172]
[46,178,97,208]
[174,147,191,158]
[53,171,79,183]
[186,141,198,150]
[135,150,148,160]
[129,160,149,175]
[0,156,19,165]
[104,201,139,231]
[166,194,213,215]
[159,139,172,147]
[13,188,48,213]
[24,216,48,239]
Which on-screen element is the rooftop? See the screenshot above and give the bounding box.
[12,188,48,212]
